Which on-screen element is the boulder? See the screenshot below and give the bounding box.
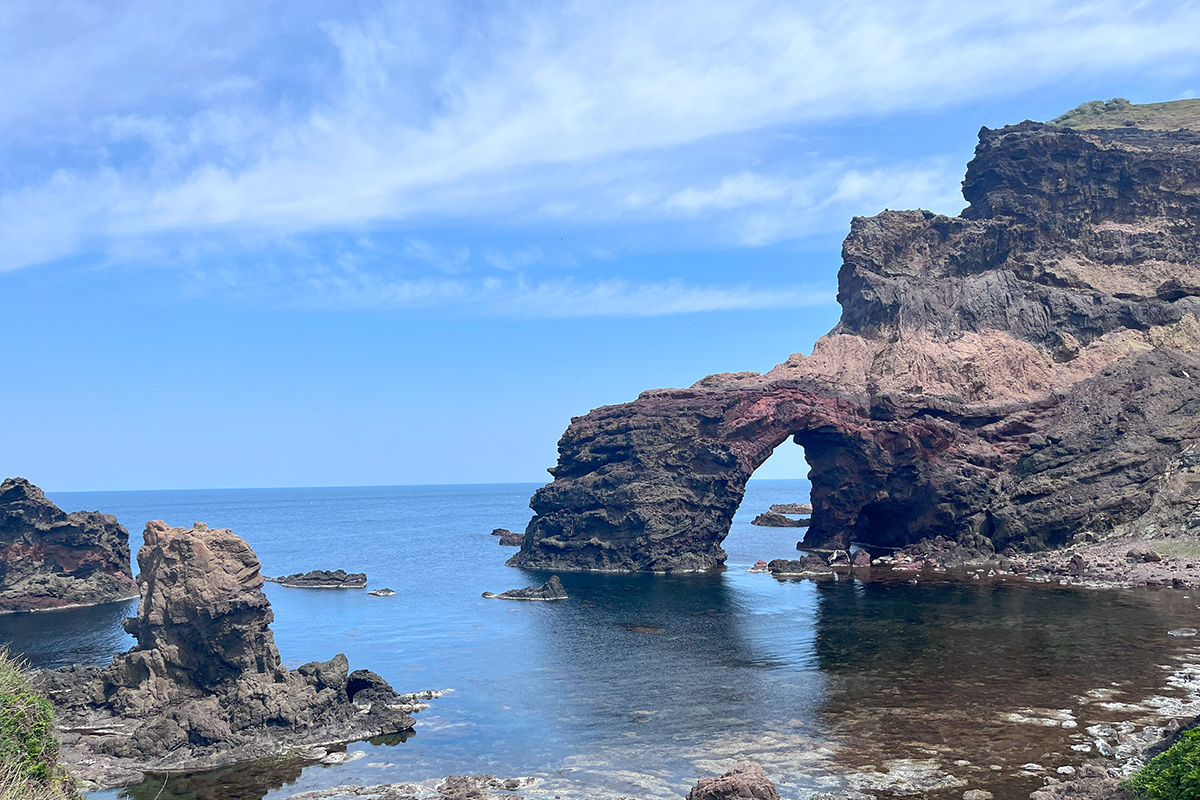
[851,549,872,568]
[490,528,515,536]
[482,575,568,601]
[687,761,781,800]
[0,477,137,611]
[266,569,367,588]
[767,556,832,576]
[37,521,424,789]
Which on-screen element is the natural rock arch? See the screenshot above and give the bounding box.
[510,119,1200,573]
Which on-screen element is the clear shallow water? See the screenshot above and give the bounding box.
[3,481,1200,800]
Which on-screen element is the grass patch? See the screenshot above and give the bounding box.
[1049,97,1200,131]
[1148,540,1200,560]
[0,650,74,799]
[1121,726,1200,800]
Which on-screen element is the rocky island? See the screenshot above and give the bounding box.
[0,477,138,612]
[510,113,1200,574]
[266,568,368,589]
[36,520,426,789]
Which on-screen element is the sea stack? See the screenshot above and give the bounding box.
[38,520,424,789]
[511,115,1200,573]
[0,477,137,612]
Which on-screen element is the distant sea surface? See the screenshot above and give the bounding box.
[4,481,1200,800]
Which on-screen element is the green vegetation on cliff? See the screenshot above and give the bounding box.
[1121,727,1200,800]
[0,650,73,800]
[1051,97,1200,130]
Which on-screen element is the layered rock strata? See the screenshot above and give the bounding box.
[0,477,137,611]
[37,521,422,788]
[511,114,1200,573]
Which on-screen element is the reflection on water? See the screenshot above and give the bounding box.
[1,482,1198,800]
[0,597,136,667]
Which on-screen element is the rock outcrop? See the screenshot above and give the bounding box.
[498,531,526,546]
[510,108,1200,573]
[770,503,813,515]
[750,511,809,528]
[36,521,423,789]
[686,761,781,800]
[266,569,367,588]
[0,477,137,612]
[482,576,568,601]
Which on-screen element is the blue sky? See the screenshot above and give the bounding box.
[2,0,1199,491]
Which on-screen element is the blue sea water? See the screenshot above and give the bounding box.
[4,480,1200,800]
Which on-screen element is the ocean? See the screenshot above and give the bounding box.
[3,480,1199,800]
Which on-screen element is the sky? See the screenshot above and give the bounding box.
[2,0,1199,492]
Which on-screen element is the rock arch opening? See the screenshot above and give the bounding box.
[508,120,1200,573]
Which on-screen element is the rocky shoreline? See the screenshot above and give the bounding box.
[35,521,433,789]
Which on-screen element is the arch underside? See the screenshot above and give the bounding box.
[508,347,1199,573]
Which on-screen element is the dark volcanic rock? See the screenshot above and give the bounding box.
[750,511,809,528]
[266,569,367,588]
[490,527,515,536]
[482,575,568,601]
[36,521,422,789]
[0,477,137,612]
[497,531,525,546]
[687,761,781,800]
[767,556,832,576]
[510,115,1200,573]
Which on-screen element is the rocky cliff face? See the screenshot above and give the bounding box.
[37,521,424,789]
[0,477,137,611]
[511,118,1200,573]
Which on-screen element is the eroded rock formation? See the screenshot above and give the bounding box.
[37,521,423,788]
[0,477,137,611]
[511,115,1200,573]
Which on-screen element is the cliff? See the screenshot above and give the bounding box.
[0,477,137,611]
[37,521,425,788]
[510,106,1200,573]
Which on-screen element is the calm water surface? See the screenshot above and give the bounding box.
[4,481,1200,800]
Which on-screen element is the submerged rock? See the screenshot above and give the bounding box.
[687,760,780,800]
[37,521,424,789]
[482,575,568,601]
[0,477,138,612]
[266,568,367,588]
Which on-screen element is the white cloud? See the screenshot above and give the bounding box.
[2,0,1199,273]
[288,275,836,317]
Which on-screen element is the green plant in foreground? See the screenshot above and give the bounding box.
[1121,727,1200,800]
[0,649,74,799]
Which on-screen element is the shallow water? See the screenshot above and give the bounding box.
[4,481,1200,800]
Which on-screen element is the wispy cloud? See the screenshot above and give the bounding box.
[296,276,837,317]
[2,0,1199,275]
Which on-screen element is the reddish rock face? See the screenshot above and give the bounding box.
[0,477,137,611]
[511,121,1200,573]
